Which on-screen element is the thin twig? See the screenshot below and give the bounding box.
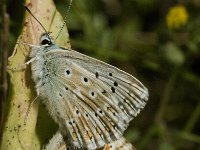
[183,102,200,132]
[155,71,178,122]
[178,132,200,144]
[0,4,9,132]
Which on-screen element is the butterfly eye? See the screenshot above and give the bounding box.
[41,39,52,46]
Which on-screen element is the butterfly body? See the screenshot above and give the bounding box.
[30,33,149,149]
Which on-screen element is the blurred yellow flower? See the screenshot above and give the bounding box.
[166,5,189,29]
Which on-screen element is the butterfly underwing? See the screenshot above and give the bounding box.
[45,132,135,150]
[29,33,149,149]
[103,137,136,150]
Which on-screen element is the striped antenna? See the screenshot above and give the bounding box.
[24,5,49,35]
[55,0,73,40]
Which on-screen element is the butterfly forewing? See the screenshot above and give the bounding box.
[30,34,148,149]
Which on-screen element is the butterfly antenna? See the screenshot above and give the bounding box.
[55,0,73,40]
[24,5,49,36]
[24,95,39,125]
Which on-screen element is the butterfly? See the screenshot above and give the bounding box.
[28,32,149,150]
[15,1,149,150]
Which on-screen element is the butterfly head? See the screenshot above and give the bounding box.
[40,33,55,47]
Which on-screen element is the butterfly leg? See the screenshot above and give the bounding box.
[8,57,36,72]
[24,95,39,125]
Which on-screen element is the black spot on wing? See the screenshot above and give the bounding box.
[84,77,88,82]
[95,72,99,78]
[114,81,118,86]
[111,87,115,93]
[66,70,70,75]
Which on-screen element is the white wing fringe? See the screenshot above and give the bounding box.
[44,132,135,150]
[103,137,135,150]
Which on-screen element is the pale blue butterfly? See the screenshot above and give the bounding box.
[22,1,149,149]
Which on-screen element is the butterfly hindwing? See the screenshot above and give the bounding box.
[38,47,148,149]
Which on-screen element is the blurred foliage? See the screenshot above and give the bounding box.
[3,0,200,149]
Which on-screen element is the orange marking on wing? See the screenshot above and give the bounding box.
[105,144,110,150]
